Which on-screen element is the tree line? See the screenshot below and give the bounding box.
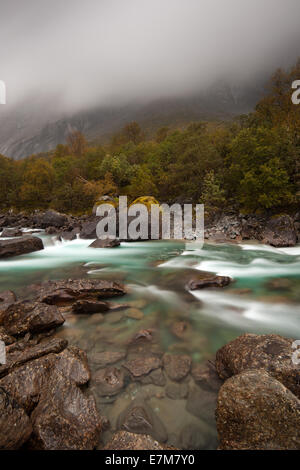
[0,61,300,217]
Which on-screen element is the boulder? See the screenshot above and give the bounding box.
[0,301,65,336]
[103,431,171,450]
[29,369,101,450]
[72,299,110,314]
[215,333,300,398]
[54,346,91,385]
[35,279,126,305]
[58,228,80,241]
[163,353,191,381]
[0,228,23,238]
[0,235,44,258]
[216,369,300,450]
[0,387,32,449]
[0,338,67,378]
[80,218,100,239]
[191,361,223,392]
[262,215,297,247]
[187,274,231,290]
[34,210,68,229]
[89,238,120,248]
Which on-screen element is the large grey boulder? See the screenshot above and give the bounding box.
[0,235,44,258]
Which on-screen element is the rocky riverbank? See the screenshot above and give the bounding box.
[0,209,300,247]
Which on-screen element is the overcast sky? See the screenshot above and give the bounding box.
[0,0,300,112]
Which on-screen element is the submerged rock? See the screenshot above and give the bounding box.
[93,366,125,396]
[0,235,44,258]
[90,350,126,368]
[216,369,300,450]
[123,356,161,378]
[103,431,171,450]
[191,361,223,392]
[215,333,300,398]
[0,387,32,449]
[163,353,191,381]
[118,400,168,443]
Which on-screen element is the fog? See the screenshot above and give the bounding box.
[0,0,300,112]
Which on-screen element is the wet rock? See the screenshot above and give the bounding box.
[262,215,297,248]
[163,353,191,381]
[215,334,300,398]
[72,299,110,314]
[0,387,32,449]
[123,356,161,378]
[191,361,223,392]
[93,367,124,396]
[131,329,155,343]
[36,279,126,305]
[118,400,168,443]
[0,235,44,258]
[29,369,101,450]
[103,431,171,450]
[0,355,55,413]
[34,210,68,229]
[0,327,15,345]
[0,301,65,336]
[186,386,217,424]
[58,228,79,241]
[187,274,231,290]
[216,369,300,450]
[179,424,213,450]
[55,346,90,385]
[90,351,126,368]
[0,228,23,237]
[0,338,67,378]
[0,290,17,316]
[89,238,120,248]
[139,368,166,387]
[166,382,189,400]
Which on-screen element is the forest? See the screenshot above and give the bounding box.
[0,61,299,217]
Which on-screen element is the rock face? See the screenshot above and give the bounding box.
[0,387,32,449]
[0,235,44,258]
[103,431,172,450]
[215,333,300,398]
[89,238,120,248]
[216,369,300,450]
[34,210,68,229]
[262,215,297,247]
[35,279,126,305]
[0,228,23,237]
[29,369,101,450]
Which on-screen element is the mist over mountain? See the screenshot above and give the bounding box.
[0,0,300,158]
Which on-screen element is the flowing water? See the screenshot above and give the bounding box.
[0,232,300,449]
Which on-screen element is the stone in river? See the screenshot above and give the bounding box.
[163,353,192,381]
[123,356,161,378]
[90,350,126,368]
[0,228,23,238]
[0,235,44,258]
[187,274,232,290]
[0,301,65,336]
[89,238,120,248]
[72,299,110,314]
[103,431,172,450]
[216,369,300,450]
[93,366,125,396]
